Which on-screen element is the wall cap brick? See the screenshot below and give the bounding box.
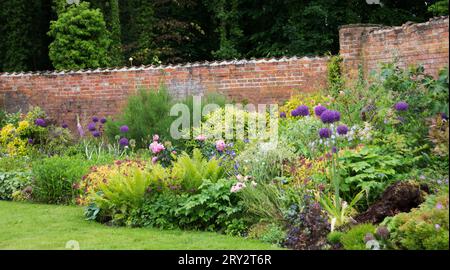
[339,16,449,34]
[0,56,328,77]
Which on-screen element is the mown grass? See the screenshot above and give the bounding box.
[0,201,282,250]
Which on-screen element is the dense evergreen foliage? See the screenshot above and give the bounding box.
[48,2,112,70]
[0,0,447,72]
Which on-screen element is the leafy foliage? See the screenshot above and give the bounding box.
[105,86,174,148]
[32,156,91,204]
[0,171,32,200]
[48,2,112,70]
[382,193,449,250]
[339,223,376,250]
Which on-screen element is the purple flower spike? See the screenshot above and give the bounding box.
[296,105,310,116]
[119,137,129,146]
[314,105,327,116]
[87,122,96,132]
[319,128,332,138]
[120,125,129,133]
[337,125,348,135]
[35,118,46,127]
[394,101,409,111]
[100,117,107,124]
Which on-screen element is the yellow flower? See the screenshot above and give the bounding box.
[16,120,30,133]
[0,124,15,144]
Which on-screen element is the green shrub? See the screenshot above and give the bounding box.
[48,2,112,70]
[105,87,174,148]
[340,224,376,250]
[130,192,183,229]
[130,178,245,234]
[248,222,286,245]
[90,166,153,225]
[236,140,296,183]
[32,156,91,204]
[171,149,225,191]
[327,231,344,245]
[176,178,245,233]
[382,193,449,250]
[0,171,32,200]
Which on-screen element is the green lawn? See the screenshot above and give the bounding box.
[0,201,281,250]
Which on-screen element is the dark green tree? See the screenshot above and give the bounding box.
[48,2,112,70]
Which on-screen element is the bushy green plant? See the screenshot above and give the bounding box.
[176,178,245,233]
[327,54,344,97]
[382,193,449,250]
[338,145,406,209]
[48,2,112,70]
[238,181,287,223]
[129,192,183,229]
[32,156,91,204]
[236,140,296,183]
[89,167,153,225]
[105,87,174,148]
[340,223,376,250]
[248,222,286,245]
[171,148,225,191]
[327,231,344,245]
[279,116,324,157]
[0,171,32,200]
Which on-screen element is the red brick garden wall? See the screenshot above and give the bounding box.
[0,16,449,128]
[0,57,328,128]
[340,16,449,83]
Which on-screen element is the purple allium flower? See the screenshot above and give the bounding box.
[394,101,409,111]
[120,125,129,133]
[337,125,348,135]
[119,137,129,146]
[314,105,327,116]
[320,110,341,123]
[291,108,300,117]
[87,122,96,132]
[332,111,341,122]
[296,105,310,116]
[100,117,107,124]
[92,116,99,123]
[332,146,338,153]
[320,110,335,123]
[280,112,286,118]
[28,138,33,144]
[34,118,46,127]
[319,128,332,138]
[61,123,68,129]
[441,113,448,120]
[92,130,101,137]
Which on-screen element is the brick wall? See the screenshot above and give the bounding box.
[0,57,328,128]
[340,16,449,83]
[0,16,449,128]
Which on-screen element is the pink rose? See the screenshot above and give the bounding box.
[153,134,159,142]
[215,140,226,152]
[149,141,165,154]
[196,134,207,141]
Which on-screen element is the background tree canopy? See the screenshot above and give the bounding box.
[0,0,448,72]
